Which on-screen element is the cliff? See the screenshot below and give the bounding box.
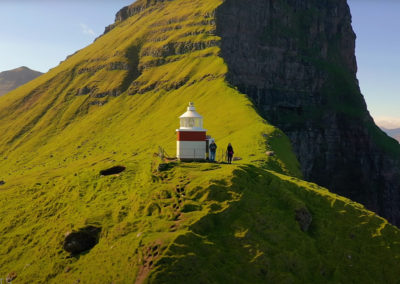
[0,66,42,96]
[216,0,400,225]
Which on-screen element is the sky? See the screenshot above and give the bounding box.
[0,0,133,71]
[0,1,399,128]
[348,0,400,129]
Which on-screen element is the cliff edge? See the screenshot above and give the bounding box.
[216,0,400,225]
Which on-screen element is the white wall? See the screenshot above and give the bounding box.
[177,141,206,160]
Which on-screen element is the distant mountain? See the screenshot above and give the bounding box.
[381,127,400,142]
[0,66,43,96]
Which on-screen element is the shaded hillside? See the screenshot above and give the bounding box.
[0,66,42,96]
[216,0,400,225]
[0,0,399,283]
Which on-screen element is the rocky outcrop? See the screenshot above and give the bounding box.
[116,0,174,22]
[217,0,400,225]
[104,0,174,34]
[140,40,218,57]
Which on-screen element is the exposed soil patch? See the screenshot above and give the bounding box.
[6,271,17,282]
[135,242,162,284]
[63,226,101,255]
[100,166,126,176]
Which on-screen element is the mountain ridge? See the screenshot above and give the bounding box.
[0,66,43,96]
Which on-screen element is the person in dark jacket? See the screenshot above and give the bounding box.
[226,143,234,164]
[209,141,217,162]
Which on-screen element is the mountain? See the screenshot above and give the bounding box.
[217,0,400,226]
[0,66,43,96]
[0,0,400,283]
[381,127,400,142]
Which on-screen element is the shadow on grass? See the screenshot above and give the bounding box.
[120,44,141,93]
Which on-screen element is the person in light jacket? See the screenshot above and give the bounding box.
[209,141,217,162]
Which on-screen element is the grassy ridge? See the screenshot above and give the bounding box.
[150,166,400,283]
[0,0,399,283]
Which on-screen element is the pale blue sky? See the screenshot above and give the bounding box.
[349,0,400,127]
[0,1,398,126]
[0,0,132,71]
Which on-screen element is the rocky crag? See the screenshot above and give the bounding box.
[216,0,400,225]
[0,66,42,96]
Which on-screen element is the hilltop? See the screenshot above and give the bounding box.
[0,66,42,96]
[0,0,399,283]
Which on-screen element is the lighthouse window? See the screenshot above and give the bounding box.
[180,117,202,128]
[189,118,195,127]
[180,118,187,127]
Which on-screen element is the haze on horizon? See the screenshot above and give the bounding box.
[0,0,398,128]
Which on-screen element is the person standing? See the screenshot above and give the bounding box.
[226,143,234,164]
[209,140,217,162]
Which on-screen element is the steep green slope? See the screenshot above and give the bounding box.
[150,167,400,283]
[0,0,399,283]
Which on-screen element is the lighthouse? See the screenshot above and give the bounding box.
[176,102,207,160]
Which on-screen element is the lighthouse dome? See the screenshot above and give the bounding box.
[179,102,204,130]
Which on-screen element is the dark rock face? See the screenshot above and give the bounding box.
[217,0,400,225]
[63,226,101,255]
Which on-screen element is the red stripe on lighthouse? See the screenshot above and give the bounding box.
[177,131,206,141]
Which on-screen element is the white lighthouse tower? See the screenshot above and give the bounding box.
[176,102,207,160]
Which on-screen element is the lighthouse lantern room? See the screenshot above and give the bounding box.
[177,102,207,160]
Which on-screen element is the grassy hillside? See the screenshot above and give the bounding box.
[0,0,399,283]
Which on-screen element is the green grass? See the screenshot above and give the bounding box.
[0,0,399,283]
[150,166,400,283]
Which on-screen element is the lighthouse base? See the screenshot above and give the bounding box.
[177,141,206,161]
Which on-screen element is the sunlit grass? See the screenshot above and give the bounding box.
[0,0,399,282]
